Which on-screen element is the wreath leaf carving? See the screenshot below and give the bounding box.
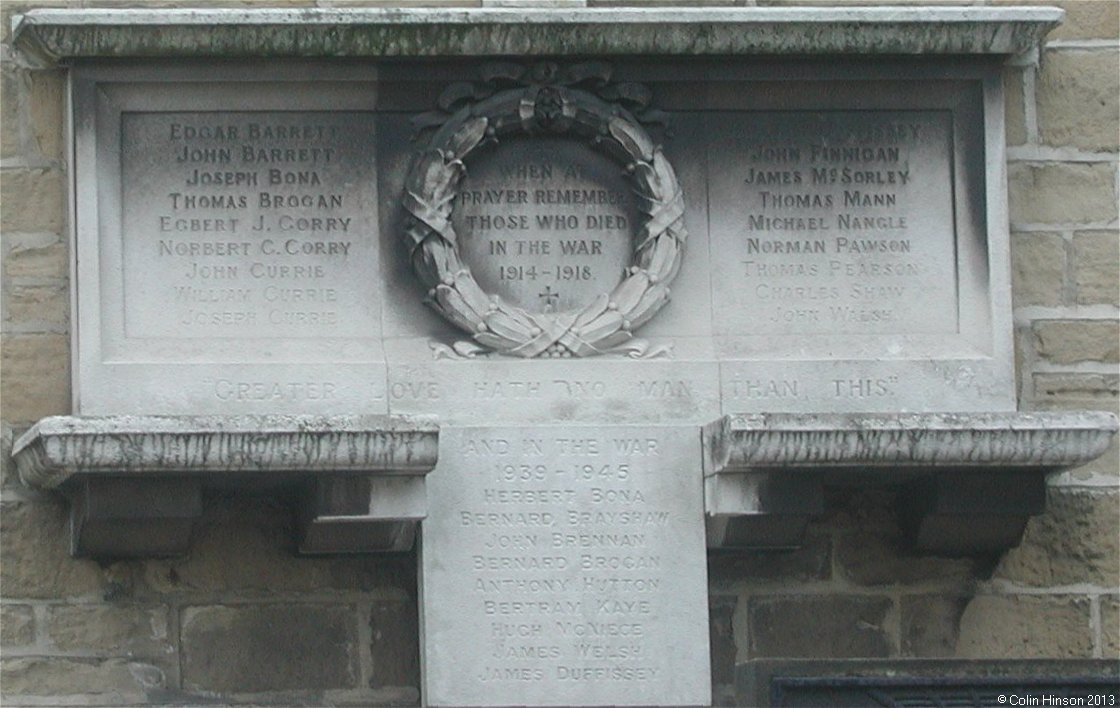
[403,63,687,358]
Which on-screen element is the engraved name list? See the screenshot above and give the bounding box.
[713,111,958,336]
[423,427,709,707]
[120,112,378,339]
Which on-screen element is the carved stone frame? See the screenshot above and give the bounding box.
[401,63,687,358]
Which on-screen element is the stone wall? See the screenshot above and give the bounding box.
[1,1,1117,705]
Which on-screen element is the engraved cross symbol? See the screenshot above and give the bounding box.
[538,286,560,312]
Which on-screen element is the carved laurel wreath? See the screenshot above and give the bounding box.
[403,62,686,358]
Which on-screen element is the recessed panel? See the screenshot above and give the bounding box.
[709,111,957,337]
[119,111,378,341]
[454,136,636,314]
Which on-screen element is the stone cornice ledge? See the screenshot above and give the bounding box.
[12,414,440,490]
[12,7,1063,65]
[704,411,1118,474]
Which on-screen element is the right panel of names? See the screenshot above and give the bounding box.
[709,111,958,337]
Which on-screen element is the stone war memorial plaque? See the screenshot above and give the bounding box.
[73,68,387,414]
[421,426,710,707]
[66,56,1022,708]
[704,77,1009,413]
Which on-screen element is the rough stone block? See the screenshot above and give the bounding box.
[1037,50,1120,152]
[0,657,164,697]
[1008,163,1117,225]
[1011,231,1066,307]
[0,333,71,423]
[1073,230,1120,306]
[836,527,991,586]
[142,496,414,596]
[1003,67,1027,147]
[0,604,35,646]
[2,232,68,279]
[369,600,419,690]
[957,595,1093,659]
[1034,320,1120,364]
[48,605,170,654]
[1047,0,1120,40]
[181,604,359,693]
[4,282,68,329]
[1103,595,1119,658]
[748,596,893,659]
[0,168,65,233]
[901,595,968,658]
[27,70,63,160]
[708,534,831,589]
[827,489,989,588]
[995,489,1120,588]
[0,500,105,599]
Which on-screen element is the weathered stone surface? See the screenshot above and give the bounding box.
[1,64,21,159]
[144,496,414,596]
[0,604,35,646]
[1073,230,1120,306]
[4,282,68,328]
[708,534,830,588]
[1047,0,1120,40]
[1,1,72,43]
[0,168,65,233]
[1003,67,1027,147]
[1,657,165,696]
[901,595,968,658]
[709,595,738,686]
[1103,595,1119,658]
[826,490,998,585]
[27,69,63,159]
[0,500,105,599]
[13,414,438,489]
[707,412,1117,471]
[2,232,67,279]
[11,7,1062,62]
[957,595,1092,659]
[1038,50,1120,152]
[369,600,418,690]
[1011,231,1065,307]
[48,605,170,653]
[835,526,986,588]
[0,422,15,489]
[0,333,70,423]
[1033,373,1120,410]
[181,604,358,692]
[748,596,893,659]
[1034,320,1120,365]
[1008,163,1118,225]
[995,489,1120,588]
[423,426,710,707]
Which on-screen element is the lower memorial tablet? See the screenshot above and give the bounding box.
[421,426,710,707]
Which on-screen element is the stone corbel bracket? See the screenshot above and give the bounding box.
[702,412,1118,554]
[12,415,439,558]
